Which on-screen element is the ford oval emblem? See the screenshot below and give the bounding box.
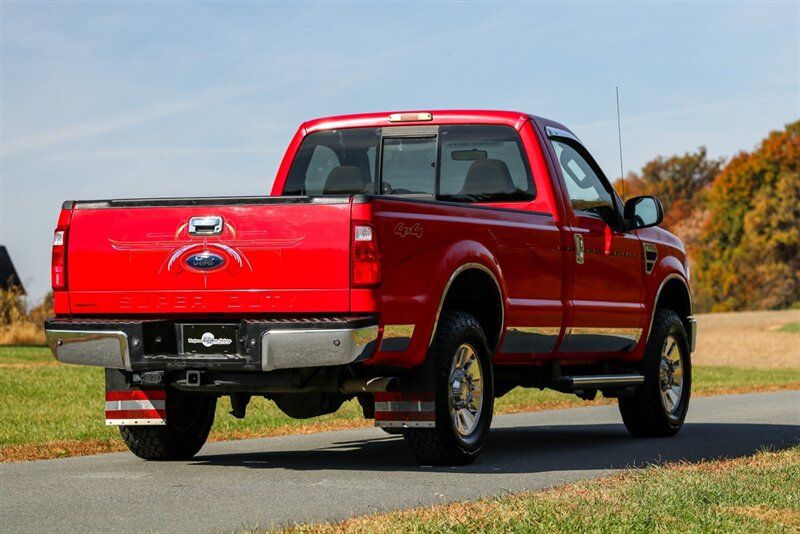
[185,252,225,271]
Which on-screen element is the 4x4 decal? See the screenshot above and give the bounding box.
[395,222,423,238]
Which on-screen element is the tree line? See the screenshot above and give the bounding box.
[615,120,799,312]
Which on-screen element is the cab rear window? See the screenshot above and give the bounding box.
[282,125,535,203]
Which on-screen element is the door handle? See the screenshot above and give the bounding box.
[574,234,585,264]
[189,216,223,236]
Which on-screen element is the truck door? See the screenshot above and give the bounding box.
[545,130,644,353]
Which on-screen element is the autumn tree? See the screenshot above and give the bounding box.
[614,147,722,230]
[693,121,800,311]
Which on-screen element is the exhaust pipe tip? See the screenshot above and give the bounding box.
[340,376,399,394]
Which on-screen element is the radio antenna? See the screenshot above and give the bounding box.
[616,86,626,200]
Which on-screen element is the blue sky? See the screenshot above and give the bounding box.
[1,1,798,302]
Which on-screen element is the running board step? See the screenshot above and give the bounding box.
[551,374,644,392]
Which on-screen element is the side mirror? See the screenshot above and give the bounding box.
[624,196,663,229]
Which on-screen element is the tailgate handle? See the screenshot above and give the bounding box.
[189,216,223,236]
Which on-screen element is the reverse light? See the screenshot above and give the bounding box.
[352,223,381,287]
[51,205,73,290]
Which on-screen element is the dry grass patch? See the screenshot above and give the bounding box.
[693,309,800,369]
[720,505,800,528]
[0,439,127,462]
[0,322,45,345]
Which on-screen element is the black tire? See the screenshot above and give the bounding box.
[619,309,691,437]
[120,391,216,460]
[404,312,494,465]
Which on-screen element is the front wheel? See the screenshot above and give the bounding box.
[404,312,494,465]
[120,390,216,460]
[619,309,691,437]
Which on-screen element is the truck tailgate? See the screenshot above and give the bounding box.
[65,198,352,314]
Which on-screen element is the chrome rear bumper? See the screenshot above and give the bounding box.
[46,329,132,370]
[45,316,378,372]
[261,325,378,371]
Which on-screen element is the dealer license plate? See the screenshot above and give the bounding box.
[181,324,238,355]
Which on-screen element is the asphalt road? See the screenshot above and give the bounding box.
[2,390,798,533]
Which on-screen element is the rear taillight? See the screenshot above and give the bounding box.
[352,223,381,287]
[52,205,73,290]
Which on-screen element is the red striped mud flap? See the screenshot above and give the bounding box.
[105,389,166,426]
[374,392,435,429]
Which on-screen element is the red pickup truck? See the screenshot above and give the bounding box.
[46,110,696,465]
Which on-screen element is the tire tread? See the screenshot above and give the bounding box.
[404,312,493,465]
[619,309,691,437]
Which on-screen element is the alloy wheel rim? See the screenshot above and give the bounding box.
[659,334,684,417]
[448,343,483,437]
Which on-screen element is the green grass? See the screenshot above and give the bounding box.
[0,346,364,448]
[778,322,800,333]
[280,446,800,533]
[1,346,798,453]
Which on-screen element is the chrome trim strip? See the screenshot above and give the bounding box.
[648,273,693,342]
[500,326,560,354]
[105,400,165,411]
[568,374,644,387]
[375,421,435,429]
[380,324,415,352]
[429,262,504,350]
[560,327,642,352]
[375,401,435,412]
[260,325,379,371]
[46,329,131,371]
[567,327,642,339]
[105,419,165,426]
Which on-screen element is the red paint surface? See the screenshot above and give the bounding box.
[105,409,166,419]
[106,390,166,401]
[54,110,689,368]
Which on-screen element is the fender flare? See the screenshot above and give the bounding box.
[428,262,505,352]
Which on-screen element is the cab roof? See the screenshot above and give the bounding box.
[301,110,539,134]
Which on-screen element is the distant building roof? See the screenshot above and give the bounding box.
[0,246,25,294]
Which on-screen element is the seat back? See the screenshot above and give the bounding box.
[323,166,370,194]
[460,159,516,195]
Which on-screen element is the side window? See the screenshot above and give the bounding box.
[304,145,340,195]
[438,125,535,202]
[382,137,437,195]
[550,139,614,214]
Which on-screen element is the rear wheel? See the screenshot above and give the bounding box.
[404,312,494,465]
[120,390,216,460]
[619,309,691,437]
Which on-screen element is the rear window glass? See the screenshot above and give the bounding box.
[283,128,380,196]
[382,137,437,195]
[282,124,534,202]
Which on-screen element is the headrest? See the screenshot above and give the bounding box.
[460,159,516,195]
[323,166,369,194]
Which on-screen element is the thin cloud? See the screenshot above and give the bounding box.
[1,85,255,157]
[572,96,773,134]
[51,145,278,161]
